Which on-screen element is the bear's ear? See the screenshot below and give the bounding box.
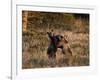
[47,32,50,34]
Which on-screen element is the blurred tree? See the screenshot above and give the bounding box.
[22,11,28,32]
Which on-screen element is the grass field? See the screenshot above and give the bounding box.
[22,11,89,69]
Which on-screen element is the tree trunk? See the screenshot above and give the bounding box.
[22,11,28,32]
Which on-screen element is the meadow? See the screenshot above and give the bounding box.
[22,11,89,69]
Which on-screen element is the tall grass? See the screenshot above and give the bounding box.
[22,11,89,69]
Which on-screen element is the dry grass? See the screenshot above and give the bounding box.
[22,30,89,69]
[22,11,89,69]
